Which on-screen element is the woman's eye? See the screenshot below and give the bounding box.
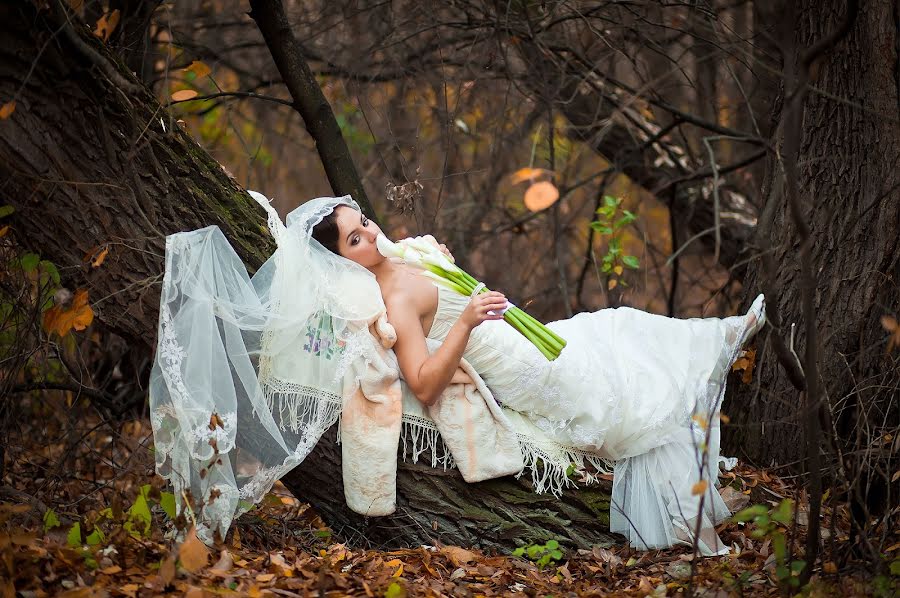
[362,218,369,226]
[352,236,359,245]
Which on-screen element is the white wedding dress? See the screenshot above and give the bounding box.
[426,285,765,555]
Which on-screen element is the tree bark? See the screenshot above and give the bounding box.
[728,0,899,507]
[0,1,614,551]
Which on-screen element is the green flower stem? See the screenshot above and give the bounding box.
[514,308,567,348]
[512,309,564,353]
[424,265,565,361]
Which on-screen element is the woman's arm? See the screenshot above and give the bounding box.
[387,290,507,406]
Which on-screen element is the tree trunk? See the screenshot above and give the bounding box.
[283,427,615,552]
[728,0,899,498]
[0,1,614,551]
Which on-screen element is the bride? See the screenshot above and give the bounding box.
[311,199,764,555]
[150,193,764,556]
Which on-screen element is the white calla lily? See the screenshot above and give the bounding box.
[375,234,405,259]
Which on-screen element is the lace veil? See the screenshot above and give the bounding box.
[149,192,383,543]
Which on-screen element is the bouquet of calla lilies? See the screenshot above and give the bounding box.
[376,234,566,361]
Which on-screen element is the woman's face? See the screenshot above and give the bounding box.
[334,205,385,268]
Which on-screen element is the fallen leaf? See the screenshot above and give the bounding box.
[441,546,477,567]
[178,527,209,573]
[210,549,233,572]
[692,480,709,495]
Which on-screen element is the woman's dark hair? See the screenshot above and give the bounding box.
[311,208,342,255]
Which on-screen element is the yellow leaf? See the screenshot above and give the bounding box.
[392,563,404,577]
[510,167,551,184]
[523,181,559,212]
[43,289,93,336]
[691,480,708,496]
[93,9,120,42]
[607,278,618,290]
[183,61,211,78]
[91,246,109,268]
[823,561,837,574]
[0,225,8,238]
[0,101,15,119]
[719,413,730,424]
[178,526,209,573]
[171,89,199,102]
[880,315,898,332]
[613,265,623,276]
[692,414,708,429]
[256,573,275,583]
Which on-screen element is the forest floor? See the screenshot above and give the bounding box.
[1,407,896,597]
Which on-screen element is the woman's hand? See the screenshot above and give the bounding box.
[460,291,508,330]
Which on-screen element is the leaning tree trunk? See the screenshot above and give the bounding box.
[0,1,614,551]
[728,0,899,507]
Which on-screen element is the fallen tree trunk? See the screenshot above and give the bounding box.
[0,0,614,551]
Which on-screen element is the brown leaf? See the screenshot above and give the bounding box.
[179,526,210,574]
[523,181,560,212]
[209,412,224,430]
[441,546,477,567]
[0,101,15,119]
[731,348,756,383]
[159,553,176,585]
[607,278,618,290]
[93,9,120,42]
[171,89,199,102]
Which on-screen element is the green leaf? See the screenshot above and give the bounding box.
[512,547,525,557]
[889,559,900,576]
[776,564,790,580]
[732,504,768,522]
[601,262,612,273]
[603,195,619,208]
[160,491,177,519]
[550,550,563,560]
[0,205,13,218]
[86,528,104,546]
[791,560,806,573]
[591,223,613,235]
[127,491,152,537]
[384,582,405,598]
[39,260,60,286]
[43,509,61,531]
[772,531,786,562]
[622,255,640,269]
[20,252,40,273]
[772,499,794,525]
[608,238,621,255]
[67,522,82,547]
[614,213,636,227]
[545,540,559,550]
